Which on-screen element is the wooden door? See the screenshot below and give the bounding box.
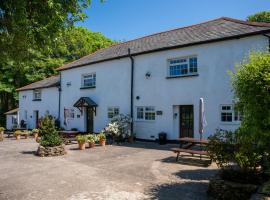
[179,105,194,138]
[86,108,94,133]
[34,110,39,128]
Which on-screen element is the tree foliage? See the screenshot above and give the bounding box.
[247,11,270,23]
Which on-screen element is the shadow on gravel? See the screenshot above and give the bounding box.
[148,181,212,200]
[20,150,36,155]
[174,169,218,181]
[160,156,212,167]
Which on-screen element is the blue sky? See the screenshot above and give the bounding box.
[77,0,270,41]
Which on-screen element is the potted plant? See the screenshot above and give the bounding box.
[76,135,88,150]
[21,130,29,139]
[98,133,106,146]
[37,115,65,157]
[14,130,21,140]
[87,134,96,148]
[0,127,5,141]
[32,129,39,140]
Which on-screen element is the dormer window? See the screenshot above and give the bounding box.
[81,73,96,89]
[168,56,198,77]
[33,89,41,101]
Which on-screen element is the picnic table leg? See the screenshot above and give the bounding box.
[176,152,180,162]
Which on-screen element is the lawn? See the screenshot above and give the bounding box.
[0,137,217,200]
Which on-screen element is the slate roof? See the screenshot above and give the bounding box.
[16,75,60,91]
[4,108,19,115]
[57,17,270,71]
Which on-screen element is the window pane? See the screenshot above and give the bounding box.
[137,107,144,119]
[83,73,96,87]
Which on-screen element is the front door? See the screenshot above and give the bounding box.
[34,110,39,128]
[179,105,194,138]
[86,108,94,133]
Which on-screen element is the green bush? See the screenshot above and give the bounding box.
[97,133,106,141]
[87,134,97,143]
[0,127,5,132]
[38,115,62,147]
[76,135,88,143]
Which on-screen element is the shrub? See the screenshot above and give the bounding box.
[76,135,88,143]
[0,127,5,132]
[14,130,22,136]
[32,128,39,133]
[38,115,63,147]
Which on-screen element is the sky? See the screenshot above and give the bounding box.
[77,0,270,41]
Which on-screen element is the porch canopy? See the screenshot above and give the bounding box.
[73,97,98,114]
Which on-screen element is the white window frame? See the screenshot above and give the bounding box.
[108,107,119,119]
[167,56,198,77]
[81,73,96,88]
[220,104,241,124]
[33,89,41,100]
[136,106,156,121]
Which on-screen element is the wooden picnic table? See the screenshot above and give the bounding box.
[59,131,80,144]
[172,137,210,162]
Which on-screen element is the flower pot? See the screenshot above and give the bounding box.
[99,140,106,146]
[15,135,20,140]
[78,142,86,150]
[24,135,28,139]
[0,131,3,141]
[89,142,95,148]
[33,133,38,140]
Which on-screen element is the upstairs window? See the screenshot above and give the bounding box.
[82,73,96,88]
[136,106,155,121]
[33,89,41,100]
[168,56,198,77]
[108,107,119,119]
[220,105,241,123]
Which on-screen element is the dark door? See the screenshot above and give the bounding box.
[86,108,94,133]
[34,110,39,128]
[179,105,194,138]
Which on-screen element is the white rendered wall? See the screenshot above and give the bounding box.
[18,87,59,129]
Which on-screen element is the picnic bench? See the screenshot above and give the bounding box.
[59,130,80,144]
[171,137,210,162]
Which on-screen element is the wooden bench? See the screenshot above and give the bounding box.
[171,148,208,161]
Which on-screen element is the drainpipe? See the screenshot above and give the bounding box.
[128,48,134,133]
[263,34,270,52]
[58,72,62,122]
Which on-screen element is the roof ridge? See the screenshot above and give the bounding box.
[221,17,270,27]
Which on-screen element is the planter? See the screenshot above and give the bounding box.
[89,142,95,148]
[99,140,106,146]
[0,131,3,141]
[78,142,86,150]
[208,175,258,200]
[33,133,38,140]
[15,135,21,140]
[37,144,66,157]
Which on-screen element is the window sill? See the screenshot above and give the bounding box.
[220,122,241,125]
[135,120,156,123]
[166,73,199,79]
[80,86,96,90]
[32,99,41,101]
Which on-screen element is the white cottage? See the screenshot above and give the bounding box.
[17,17,270,141]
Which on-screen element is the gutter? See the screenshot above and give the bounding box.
[58,72,62,121]
[128,48,134,134]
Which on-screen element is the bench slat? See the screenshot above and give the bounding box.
[171,148,208,155]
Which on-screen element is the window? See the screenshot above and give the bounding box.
[136,106,155,121]
[220,105,241,123]
[69,109,75,118]
[33,89,41,100]
[108,107,119,119]
[82,73,96,88]
[168,56,198,77]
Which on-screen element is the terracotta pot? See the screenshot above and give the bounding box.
[89,142,95,148]
[78,142,86,150]
[33,133,38,140]
[128,136,134,143]
[0,133,3,141]
[99,140,106,146]
[24,135,28,139]
[16,135,20,140]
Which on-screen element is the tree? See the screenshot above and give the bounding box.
[247,11,270,23]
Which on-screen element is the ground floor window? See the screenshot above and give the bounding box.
[108,107,119,119]
[136,106,155,121]
[220,104,241,123]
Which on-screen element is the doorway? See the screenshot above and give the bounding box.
[86,108,94,133]
[33,110,39,128]
[179,105,194,138]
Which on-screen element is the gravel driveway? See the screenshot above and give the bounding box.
[0,137,217,200]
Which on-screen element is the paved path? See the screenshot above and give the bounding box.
[0,137,217,200]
